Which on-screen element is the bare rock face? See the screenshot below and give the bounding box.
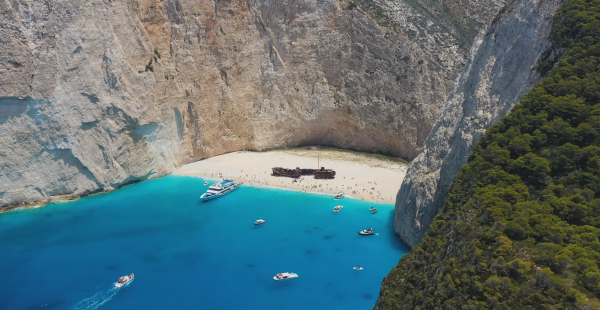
[393,0,565,248]
[0,0,465,208]
[357,0,504,70]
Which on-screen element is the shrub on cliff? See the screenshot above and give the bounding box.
[377,0,600,308]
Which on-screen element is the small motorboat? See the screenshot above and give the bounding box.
[353,266,364,271]
[273,272,299,281]
[369,207,376,211]
[204,181,209,186]
[254,219,266,225]
[358,228,374,235]
[335,193,345,200]
[115,273,134,288]
[371,209,378,214]
[333,205,343,213]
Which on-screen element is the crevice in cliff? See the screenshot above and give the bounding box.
[44,148,103,194]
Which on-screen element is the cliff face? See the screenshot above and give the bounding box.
[356,0,504,70]
[393,0,565,248]
[0,0,472,208]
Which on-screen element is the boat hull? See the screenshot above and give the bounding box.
[273,273,298,281]
[200,183,238,202]
[115,274,134,287]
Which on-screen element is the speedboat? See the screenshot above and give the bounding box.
[369,207,376,211]
[353,266,364,271]
[358,228,374,235]
[273,272,298,281]
[335,193,345,200]
[115,273,134,287]
[204,181,209,186]
[200,179,239,201]
[333,206,343,213]
[254,219,266,225]
[371,208,378,214]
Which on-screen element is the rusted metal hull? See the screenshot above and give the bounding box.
[272,167,302,178]
[315,169,335,179]
[272,167,335,179]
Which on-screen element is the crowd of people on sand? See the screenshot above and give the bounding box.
[202,170,393,202]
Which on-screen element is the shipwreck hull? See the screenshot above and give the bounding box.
[272,167,335,179]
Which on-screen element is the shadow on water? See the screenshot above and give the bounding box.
[305,249,319,256]
[384,209,410,252]
[104,264,120,271]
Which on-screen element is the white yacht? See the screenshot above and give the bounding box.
[333,206,343,213]
[204,181,209,186]
[115,273,134,288]
[358,228,374,235]
[273,272,298,281]
[254,219,266,225]
[353,266,364,271]
[335,193,345,200]
[200,180,239,201]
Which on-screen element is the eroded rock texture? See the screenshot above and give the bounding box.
[356,0,504,70]
[393,0,565,248]
[0,0,460,208]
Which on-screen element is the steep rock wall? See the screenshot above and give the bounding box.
[358,0,504,70]
[393,0,565,248]
[0,0,467,209]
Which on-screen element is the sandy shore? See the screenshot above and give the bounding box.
[175,148,408,203]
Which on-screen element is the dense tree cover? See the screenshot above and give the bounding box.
[377,1,600,309]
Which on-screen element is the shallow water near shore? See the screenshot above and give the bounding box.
[0,175,408,310]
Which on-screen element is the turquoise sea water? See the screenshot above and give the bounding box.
[0,176,408,310]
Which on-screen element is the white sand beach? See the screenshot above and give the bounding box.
[175,148,408,203]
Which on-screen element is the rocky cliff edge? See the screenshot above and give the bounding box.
[393,0,565,248]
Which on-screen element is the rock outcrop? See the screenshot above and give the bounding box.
[1,0,500,209]
[393,0,565,248]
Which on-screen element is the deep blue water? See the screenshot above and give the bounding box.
[0,176,408,310]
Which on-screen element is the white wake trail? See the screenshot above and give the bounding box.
[69,281,131,310]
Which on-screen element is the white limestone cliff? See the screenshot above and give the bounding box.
[1,0,497,209]
[393,0,565,248]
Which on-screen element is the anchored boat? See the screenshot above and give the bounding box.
[200,179,239,202]
[333,205,343,213]
[358,228,374,235]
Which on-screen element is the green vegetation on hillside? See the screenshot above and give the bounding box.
[378,0,600,308]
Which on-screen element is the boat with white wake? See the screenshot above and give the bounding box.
[273,272,298,281]
[353,266,364,270]
[200,179,239,202]
[115,273,134,288]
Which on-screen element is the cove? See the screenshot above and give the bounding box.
[0,175,408,310]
